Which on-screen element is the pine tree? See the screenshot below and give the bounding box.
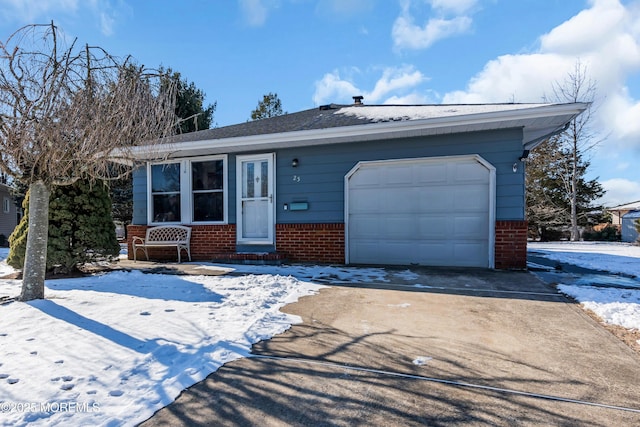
[8,180,120,274]
[526,136,604,240]
[250,92,285,120]
[159,67,216,133]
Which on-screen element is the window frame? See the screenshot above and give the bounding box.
[2,197,10,214]
[147,155,228,226]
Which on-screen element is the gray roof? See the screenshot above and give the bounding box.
[607,200,640,211]
[164,103,564,144]
[164,104,373,144]
[125,102,589,160]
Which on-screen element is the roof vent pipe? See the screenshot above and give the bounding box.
[353,95,364,105]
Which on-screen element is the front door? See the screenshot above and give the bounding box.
[237,153,275,245]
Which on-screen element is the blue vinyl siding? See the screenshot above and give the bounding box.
[276,128,525,223]
[132,166,147,225]
[131,127,526,225]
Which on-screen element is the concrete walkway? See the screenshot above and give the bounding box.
[139,268,640,426]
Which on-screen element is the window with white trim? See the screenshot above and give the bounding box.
[192,159,224,222]
[2,197,10,214]
[150,162,181,223]
[148,156,227,225]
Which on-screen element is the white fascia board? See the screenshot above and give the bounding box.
[128,103,589,160]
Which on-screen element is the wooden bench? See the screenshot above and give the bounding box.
[132,225,192,263]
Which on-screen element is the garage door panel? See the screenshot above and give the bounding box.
[418,216,450,238]
[453,187,490,211]
[385,165,414,184]
[417,164,448,184]
[454,216,488,238]
[453,162,491,183]
[416,243,457,266]
[350,189,381,212]
[453,242,488,266]
[348,156,492,267]
[351,168,381,186]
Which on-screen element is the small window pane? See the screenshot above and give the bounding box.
[153,194,180,222]
[151,164,180,193]
[192,160,223,191]
[244,162,255,198]
[193,192,223,222]
[260,161,268,197]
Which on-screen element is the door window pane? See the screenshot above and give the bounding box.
[243,162,255,198]
[260,161,268,197]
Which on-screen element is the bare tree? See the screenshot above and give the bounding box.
[545,61,603,241]
[0,23,177,300]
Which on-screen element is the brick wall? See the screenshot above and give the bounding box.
[130,222,524,269]
[495,220,528,269]
[276,223,345,263]
[127,224,236,261]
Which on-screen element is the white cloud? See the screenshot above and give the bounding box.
[384,93,430,104]
[313,70,361,106]
[441,0,640,150]
[539,0,629,56]
[0,0,129,36]
[392,0,477,50]
[600,178,640,206]
[392,15,472,50]
[0,0,79,22]
[367,66,426,101]
[430,0,478,15]
[313,65,427,105]
[443,53,573,103]
[239,0,269,26]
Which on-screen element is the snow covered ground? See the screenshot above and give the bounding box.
[528,241,640,331]
[0,248,404,426]
[1,242,639,426]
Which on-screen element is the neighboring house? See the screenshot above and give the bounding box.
[0,181,19,245]
[621,211,640,243]
[607,200,640,227]
[126,100,587,269]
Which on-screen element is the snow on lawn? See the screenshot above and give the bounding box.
[2,240,640,425]
[528,241,640,334]
[528,241,640,277]
[0,248,326,426]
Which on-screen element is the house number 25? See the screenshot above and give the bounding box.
[292,175,301,182]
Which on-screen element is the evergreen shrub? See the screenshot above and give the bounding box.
[8,180,120,273]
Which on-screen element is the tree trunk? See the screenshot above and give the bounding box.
[570,135,580,241]
[19,180,50,301]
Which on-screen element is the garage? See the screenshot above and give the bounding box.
[346,155,495,267]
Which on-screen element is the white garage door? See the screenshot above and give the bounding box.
[347,156,494,267]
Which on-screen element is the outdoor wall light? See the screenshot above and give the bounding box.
[291,158,299,167]
[512,162,519,173]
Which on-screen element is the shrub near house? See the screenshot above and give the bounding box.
[8,180,120,273]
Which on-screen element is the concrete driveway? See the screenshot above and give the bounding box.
[140,268,640,426]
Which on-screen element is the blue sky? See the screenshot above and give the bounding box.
[0,0,639,206]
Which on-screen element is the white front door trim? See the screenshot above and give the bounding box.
[236,153,276,245]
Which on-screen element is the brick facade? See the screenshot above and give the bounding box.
[276,223,345,263]
[494,220,528,270]
[127,223,344,263]
[128,224,236,261]
[129,221,526,269]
